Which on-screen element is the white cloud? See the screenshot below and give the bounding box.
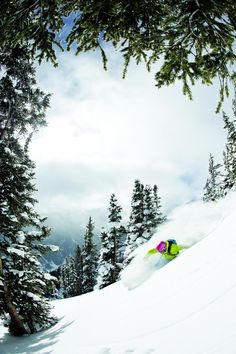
[31,49,231,231]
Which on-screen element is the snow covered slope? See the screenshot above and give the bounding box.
[1,193,236,354]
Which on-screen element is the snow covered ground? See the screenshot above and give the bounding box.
[1,193,236,354]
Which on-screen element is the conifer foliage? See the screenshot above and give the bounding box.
[123,180,165,266]
[125,180,145,260]
[203,92,236,201]
[153,185,167,226]
[221,109,236,193]
[2,0,236,109]
[60,256,77,298]
[0,46,57,335]
[74,244,83,296]
[60,245,84,298]
[108,193,124,276]
[96,228,114,290]
[96,194,124,289]
[82,217,98,293]
[143,185,166,233]
[203,154,222,202]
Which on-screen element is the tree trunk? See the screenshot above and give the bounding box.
[0,258,27,336]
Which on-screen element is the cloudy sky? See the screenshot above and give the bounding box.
[30,47,232,239]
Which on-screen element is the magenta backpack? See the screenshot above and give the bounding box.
[156,241,166,253]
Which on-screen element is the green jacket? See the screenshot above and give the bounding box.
[147,243,185,260]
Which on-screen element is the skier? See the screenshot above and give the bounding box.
[146,239,185,260]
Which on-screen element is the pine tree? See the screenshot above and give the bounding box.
[96,228,114,290]
[143,185,157,235]
[0,130,57,335]
[116,225,127,267]
[152,185,166,227]
[0,46,56,335]
[82,217,98,293]
[123,181,166,268]
[123,180,145,267]
[203,154,222,202]
[108,193,124,278]
[143,185,166,236]
[74,244,83,296]
[96,194,124,289]
[60,256,77,298]
[108,193,122,223]
[221,109,236,194]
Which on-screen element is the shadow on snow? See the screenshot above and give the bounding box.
[0,317,74,354]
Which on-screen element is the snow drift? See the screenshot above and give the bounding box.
[1,192,236,354]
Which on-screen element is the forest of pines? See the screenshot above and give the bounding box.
[59,181,166,298]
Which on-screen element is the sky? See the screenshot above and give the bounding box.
[30,47,233,239]
[1,192,236,353]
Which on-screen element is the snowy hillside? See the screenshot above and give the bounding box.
[1,193,236,354]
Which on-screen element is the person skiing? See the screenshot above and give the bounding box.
[146,239,185,260]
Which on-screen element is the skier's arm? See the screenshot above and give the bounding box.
[144,248,158,259]
[178,245,187,251]
[148,248,158,255]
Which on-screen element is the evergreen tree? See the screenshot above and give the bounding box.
[143,185,165,236]
[108,193,124,278]
[0,129,57,335]
[143,185,152,231]
[74,244,83,296]
[82,217,98,293]
[143,185,157,235]
[116,225,127,267]
[152,185,166,227]
[0,46,56,335]
[108,193,122,223]
[123,180,145,266]
[96,194,124,289]
[123,181,166,267]
[221,109,236,194]
[60,256,77,298]
[203,154,222,202]
[96,228,115,290]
